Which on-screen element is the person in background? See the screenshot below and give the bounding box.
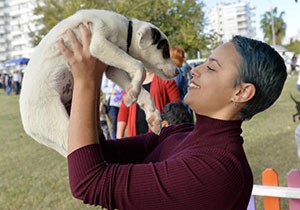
[57,24,287,210]
[297,65,300,92]
[116,68,180,138]
[170,47,192,101]
[13,70,22,95]
[161,101,194,128]
[291,53,298,75]
[0,73,3,89]
[294,53,300,92]
[4,71,12,95]
[99,95,111,140]
[101,73,123,139]
[295,124,300,160]
[170,47,193,115]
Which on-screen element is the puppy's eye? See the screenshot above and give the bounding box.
[151,28,161,45]
[163,47,170,59]
[157,39,170,59]
[157,39,167,49]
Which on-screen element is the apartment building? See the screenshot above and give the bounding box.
[207,1,256,42]
[0,0,7,63]
[0,0,41,66]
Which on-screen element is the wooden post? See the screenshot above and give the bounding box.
[262,168,280,210]
[287,169,300,210]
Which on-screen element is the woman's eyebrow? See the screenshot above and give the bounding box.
[208,57,222,68]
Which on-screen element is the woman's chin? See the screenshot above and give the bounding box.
[183,94,191,106]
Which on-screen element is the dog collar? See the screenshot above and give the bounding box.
[127,20,133,53]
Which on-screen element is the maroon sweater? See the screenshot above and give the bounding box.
[68,115,253,210]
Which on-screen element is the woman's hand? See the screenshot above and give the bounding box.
[57,23,107,86]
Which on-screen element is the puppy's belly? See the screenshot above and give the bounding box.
[56,70,73,114]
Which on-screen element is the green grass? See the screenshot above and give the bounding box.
[242,75,300,209]
[0,92,97,209]
[243,75,299,184]
[0,75,299,210]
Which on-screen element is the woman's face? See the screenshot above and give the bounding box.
[184,42,242,120]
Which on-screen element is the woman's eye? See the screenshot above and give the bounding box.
[207,65,215,71]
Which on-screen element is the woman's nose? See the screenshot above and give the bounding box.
[191,66,201,77]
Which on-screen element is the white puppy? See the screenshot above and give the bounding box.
[20,9,177,157]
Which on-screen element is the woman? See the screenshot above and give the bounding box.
[116,68,180,137]
[57,24,286,210]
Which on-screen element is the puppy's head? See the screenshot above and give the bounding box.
[131,20,177,79]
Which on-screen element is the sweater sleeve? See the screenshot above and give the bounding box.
[99,132,159,164]
[68,132,159,208]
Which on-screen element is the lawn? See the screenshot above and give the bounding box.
[0,75,299,210]
[0,91,97,209]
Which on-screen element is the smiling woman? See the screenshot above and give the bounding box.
[186,36,286,121]
[59,30,287,210]
[185,41,245,120]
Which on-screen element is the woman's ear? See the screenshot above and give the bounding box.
[232,83,256,103]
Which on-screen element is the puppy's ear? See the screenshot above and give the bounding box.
[137,26,161,49]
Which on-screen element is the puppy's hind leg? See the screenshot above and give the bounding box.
[43,99,69,156]
[106,67,161,134]
[136,88,161,134]
[21,96,69,157]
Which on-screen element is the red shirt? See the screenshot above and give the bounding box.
[68,115,253,210]
[117,75,180,136]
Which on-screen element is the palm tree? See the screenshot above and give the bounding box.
[260,7,286,45]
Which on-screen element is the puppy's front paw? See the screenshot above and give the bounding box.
[147,112,162,135]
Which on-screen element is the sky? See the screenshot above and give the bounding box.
[202,0,300,43]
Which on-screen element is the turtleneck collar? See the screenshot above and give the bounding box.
[193,114,243,137]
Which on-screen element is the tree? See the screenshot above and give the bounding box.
[32,0,211,58]
[117,0,208,57]
[32,0,113,45]
[285,40,300,54]
[260,7,286,45]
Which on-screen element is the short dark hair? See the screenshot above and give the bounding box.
[231,36,287,120]
[161,101,194,125]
